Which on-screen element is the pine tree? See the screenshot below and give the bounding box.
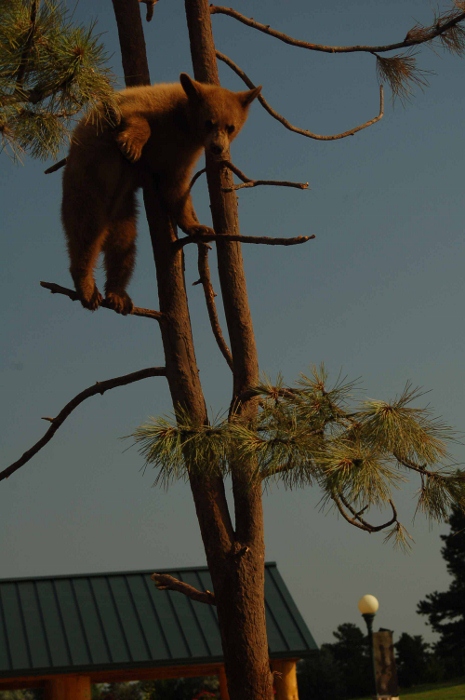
[417,507,465,677]
[320,623,371,698]
[395,633,431,688]
[0,0,117,161]
[3,1,465,698]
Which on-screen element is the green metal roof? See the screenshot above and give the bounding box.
[0,563,317,679]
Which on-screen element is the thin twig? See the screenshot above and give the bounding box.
[44,157,68,174]
[40,281,163,321]
[15,0,39,89]
[174,232,314,250]
[210,5,465,55]
[221,160,308,192]
[0,368,167,482]
[216,52,384,141]
[188,167,207,192]
[151,573,216,605]
[332,493,398,532]
[194,243,234,370]
[393,454,465,482]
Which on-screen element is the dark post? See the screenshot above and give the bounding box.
[362,612,379,700]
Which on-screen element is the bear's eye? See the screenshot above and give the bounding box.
[205,119,215,131]
[227,125,235,134]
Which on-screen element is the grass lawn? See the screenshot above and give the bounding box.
[354,679,465,700]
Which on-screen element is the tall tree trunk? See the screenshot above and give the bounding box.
[182,3,272,696]
[111,2,273,698]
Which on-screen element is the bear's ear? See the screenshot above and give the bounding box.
[238,85,262,107]
[180,73,203,102]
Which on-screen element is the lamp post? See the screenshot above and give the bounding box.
[358,594,379,700]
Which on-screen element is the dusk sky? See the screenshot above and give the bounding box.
[1,0,465,648]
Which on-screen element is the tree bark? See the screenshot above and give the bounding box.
[111,2,273,699]
[184,3,272,699]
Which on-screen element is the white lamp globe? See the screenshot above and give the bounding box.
[358,595,379,615]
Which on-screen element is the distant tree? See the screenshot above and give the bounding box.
[91,677,219,700]
[321,623,372,699]
[92,682,141,700]
[297,648,345,700]
[394,632,430,688]
[0,690,42,700]
[0,0,116,161]
[417,507,465,677]
[139,677,219,700]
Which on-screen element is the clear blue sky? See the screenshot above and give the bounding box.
[1,0,464,647]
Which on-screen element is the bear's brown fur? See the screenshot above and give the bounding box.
[61,73,261,314]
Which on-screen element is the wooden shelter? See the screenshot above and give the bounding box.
[0,563,317,699]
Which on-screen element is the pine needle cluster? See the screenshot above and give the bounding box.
[0,0,118,160]
[131,367,465,547]
[375,2,465,102]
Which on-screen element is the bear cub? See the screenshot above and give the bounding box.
[61,73,261,314]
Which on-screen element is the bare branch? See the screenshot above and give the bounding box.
[44,157,67,174]
[332,493,398,532]
[210,5,465,55]
[188,167,207,192]
[194,243,234,370]
[40,281,163,321]
[1,367,167,482]
[174,232,315,250]
[216,52,384,141]
[221,160,308,191]
[151,572,216,605]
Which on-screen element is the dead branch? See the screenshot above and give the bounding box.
[210,5,465,55]
[40,281,163,321]
[44,158,67,174]
[220,160,308,191]
[333,493,398,532]
[151,572,216,605]
[194,243,234,370]
[0,367,166,482]
[174,232,314,250]
[188,167,207,192]
[138,0,158,22]
[216,52,384,141]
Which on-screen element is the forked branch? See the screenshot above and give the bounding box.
[333,493,398,533]
[221,160,308,191]
[40,281,163,321]
[151,573,216,605]
[210,5,465,55]
[0,367,167,482]
[216,52,384,141]
[194,243,234,370]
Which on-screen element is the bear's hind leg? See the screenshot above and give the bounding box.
[103,193,137,315]
[67,227,108,311]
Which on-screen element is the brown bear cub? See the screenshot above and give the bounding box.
[61,73,261,314]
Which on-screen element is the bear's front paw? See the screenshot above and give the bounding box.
[105,291,134,316]
[116,132,144,163]
[79,286,103,311]
[185,225,216,238]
